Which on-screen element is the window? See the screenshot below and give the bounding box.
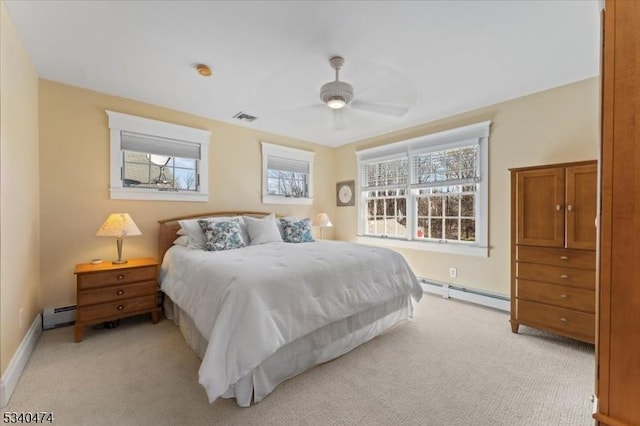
[107,111,210,202]
[357,121,490,257]
[362,157,408,238]
[262,142,314,205]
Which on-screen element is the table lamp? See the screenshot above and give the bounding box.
[96,213,142,264]
[312,213,333,240]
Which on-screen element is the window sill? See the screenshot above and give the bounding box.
[110,188,208,202]
[356,236,489,258]
[262,195,313,205]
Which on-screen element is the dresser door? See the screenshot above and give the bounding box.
[516,168,565,247]
[565,164,597,250]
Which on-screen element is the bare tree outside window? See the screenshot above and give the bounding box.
[267,170,308,198]
[178,172,196,190]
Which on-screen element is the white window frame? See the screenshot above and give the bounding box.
[356,121,490,257]
[261,142,314,205]
[107,111,211,202]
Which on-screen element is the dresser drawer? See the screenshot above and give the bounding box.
[76,295,156,323]
[517,246,595,269]
[77,280,157,306]
[517,299,595,341]
[517,262,595,289]
[516,279,595,313]
[77,266,157,290]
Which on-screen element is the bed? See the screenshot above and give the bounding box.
[158,211,422,407]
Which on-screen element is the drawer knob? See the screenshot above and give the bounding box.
[567,204,574,212]
[116,289,124,296]
[560,274,569,279]
[117,274,125,280]
[560,255,569,260]
[117,305,124,311]
[560,317,568,322]
[556,204,563,211]
[560,294,568,299]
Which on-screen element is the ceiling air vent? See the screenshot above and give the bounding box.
[233,112,258,122]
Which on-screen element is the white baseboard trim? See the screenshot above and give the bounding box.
[0,314,42,408]
[420,279,510,312]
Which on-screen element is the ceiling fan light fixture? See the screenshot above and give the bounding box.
[320,56,354,109]
[320,80,354,108]
[327,97,347,109]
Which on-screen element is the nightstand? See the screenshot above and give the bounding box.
[74,257,159,342]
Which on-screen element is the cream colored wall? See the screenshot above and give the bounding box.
[0,1,41,374]
[39,79,336,309]
[334,78,600,296]
[37,72,599,309]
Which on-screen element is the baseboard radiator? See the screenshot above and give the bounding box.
[42,305,76,329]
[40,282,506,328]
[419,278,510,312]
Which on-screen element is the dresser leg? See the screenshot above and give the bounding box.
[75,325,83,342]
[510,321,519,334]
[151,310,159,324]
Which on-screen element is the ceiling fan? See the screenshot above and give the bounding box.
[318,56,410,118]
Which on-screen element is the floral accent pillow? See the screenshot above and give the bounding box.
[279,218,315,243]
[179,216,249,249]
[198,219,247,251]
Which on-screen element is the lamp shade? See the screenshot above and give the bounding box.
[312,213,333,227]
[96,213,142,238]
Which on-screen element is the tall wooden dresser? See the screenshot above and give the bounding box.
[510,160,597,344]
[595,1,640,424]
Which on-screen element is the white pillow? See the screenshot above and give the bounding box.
[243,214,283,245]
[178,216,249,249]
[172,235,189,246]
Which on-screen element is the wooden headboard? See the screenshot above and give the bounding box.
[157,211,276,262]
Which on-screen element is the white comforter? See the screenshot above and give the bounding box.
[160,240,422,404]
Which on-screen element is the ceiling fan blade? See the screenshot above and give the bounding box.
[355,69,397,98]
[332,109,347,131]
[276,102,324,114]
[350,100,409,117]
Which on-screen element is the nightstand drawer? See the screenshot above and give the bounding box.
[517,246,595,270]
[516,262,595,289]
[516,279,595,313]
[77,280,157,306]
[76,295,156,323]
[77,266,157,290]
[517,299,595,341]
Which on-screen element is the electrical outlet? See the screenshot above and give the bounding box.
[19,308,24,329]
[449,267,457,278]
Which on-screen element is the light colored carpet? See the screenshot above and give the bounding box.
[2,294,594,426]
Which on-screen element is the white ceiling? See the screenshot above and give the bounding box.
[5,1,600,147]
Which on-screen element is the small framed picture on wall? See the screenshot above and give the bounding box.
[336,180,355,206]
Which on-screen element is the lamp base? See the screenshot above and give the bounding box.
[113,238,128,264]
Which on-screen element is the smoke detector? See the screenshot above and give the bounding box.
[319,56,354,109]
[196,64,212,77]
